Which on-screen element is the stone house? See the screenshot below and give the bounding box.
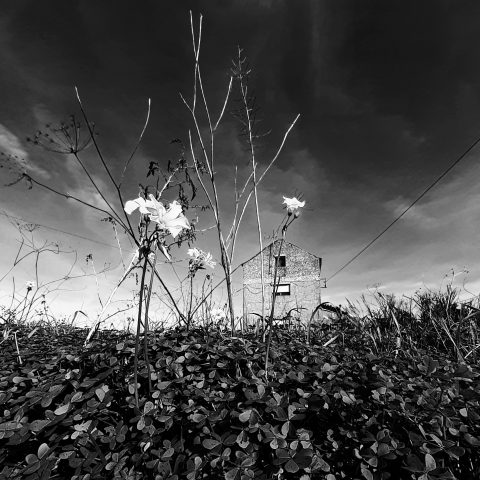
[242,240,323,324]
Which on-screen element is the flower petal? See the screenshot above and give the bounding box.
[166,216,190,238]
[144,195,164,215]
[124,198,143,215]
[164,201,183,221]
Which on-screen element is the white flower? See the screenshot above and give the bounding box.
[282,196,305,214]
[124,194,190,238]
[26,281,35,290]
[202,252,216,269]
[149,198,190,238]
[124,196,156,215]
[188,247,216,270]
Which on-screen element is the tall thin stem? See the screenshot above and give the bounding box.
[237,50,265,333]
[264,218,294,378]
[228,114,300,259]
[188,274,194,330]
[143,249,157,396]
[134,256,148,408]
[185,14,237,332]
[75,87,136,241]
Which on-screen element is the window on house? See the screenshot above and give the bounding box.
[275,255,286,268]
[274,283,290,296]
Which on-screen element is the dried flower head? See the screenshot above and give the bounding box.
[26,115,94,154]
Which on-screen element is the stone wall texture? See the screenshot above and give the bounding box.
[242,240,322,324]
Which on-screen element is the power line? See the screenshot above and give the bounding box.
[0,210,119,249]
[327,133,480,282]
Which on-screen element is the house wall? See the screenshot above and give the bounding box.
[243,241,322,324]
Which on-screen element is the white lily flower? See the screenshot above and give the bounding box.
[282,196,305,214]
[147,197,190,238]
[124,194,190,238]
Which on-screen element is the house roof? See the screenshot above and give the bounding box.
[240,239,321,267]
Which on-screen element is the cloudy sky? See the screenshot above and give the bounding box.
[2,0,480,325]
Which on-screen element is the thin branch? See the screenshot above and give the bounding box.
[214,76,233,131]
[229,114,300,258]
[120,98,152,188]
[73,152,119,222]
[180,92,214,179]
[188,130,217,221]
[27,175,128,230]
[75,86,137,241]
[189,11,203,111]
[148,258,187,326]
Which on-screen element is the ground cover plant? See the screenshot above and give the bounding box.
[1,298,480,480]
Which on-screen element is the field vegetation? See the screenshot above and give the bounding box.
[1,290,479,480]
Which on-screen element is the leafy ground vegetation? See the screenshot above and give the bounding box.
[1,292,479,480]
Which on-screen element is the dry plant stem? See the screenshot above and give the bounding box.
[26,175,129,233]
[84,256,140,345]
[227,114,300,258]
[189,11,202,112]
[0,237,25,283]
[438,315,463,361]
[185,14,300,327]
[187,274,194,330]
[264,223,289,378]
[119,98,151,188]
[187,127,235,332]
[238,60,265,333]
[17,294,29,324]
[89,258,103,308]
[75,87,136,240]
[149,260,186,326]
[112,223,126,270]
[389,310,402,357]
[143,250,157,396]
[465,342,480,359]
[307,303,323,345]
[22,241,56,322]
[134,257,149,408]
[215,76,233,130]
[185,115,236,330]
[14,332,22,365]
[186,14,236,332]
[72,152,118,221]
[169,262,187,312]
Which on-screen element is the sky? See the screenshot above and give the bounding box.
[2,0,480,327]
